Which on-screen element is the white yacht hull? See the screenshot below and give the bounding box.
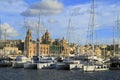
[12,62,24,68]
[69,64,82,70]
[24,63,37,69]
[37,63,55,69]
[56,62,69,70]
[83,65,96,72]
[12,56,28,68]
[83,65,108,72]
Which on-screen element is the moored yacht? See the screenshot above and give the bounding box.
[82,0,108,72]
[63,58,81,70]
[109,57,120,70]
[55,62,69,70]
[83,64,108,72]
[0,60,12,67]
[37,56,55,69]
[24,62,37,69]
[24,56,38,69]
[56,57,81,70]
[12,56,27,68]
[55,57,69,70]
[82,55,109,72]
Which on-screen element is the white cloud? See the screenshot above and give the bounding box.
[1,0,117,43]
[22,0,63,16]
[0,0,28,13]
[48,18,58,23]
[0,23,18,39]
[24,19,47,37]
[42,1,120,44]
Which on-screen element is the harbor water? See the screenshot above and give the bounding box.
[0,67,120,80]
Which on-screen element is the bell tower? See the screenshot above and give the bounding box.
[25,29,35,58]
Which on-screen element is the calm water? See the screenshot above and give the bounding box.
[0,67,120,80]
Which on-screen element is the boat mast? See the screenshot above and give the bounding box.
[4,29,7,42]
[91,0,95,57]
[113,21,115,56]
[66,13,72,56]
[66,15,72,44]
[36,14,41,56]
[0,18,2,40]
[86,5,93,46]
[117,16,120,54]
[24,17,27,56]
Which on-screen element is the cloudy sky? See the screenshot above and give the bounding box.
[0,0,120,44]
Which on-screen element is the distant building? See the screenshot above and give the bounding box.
[25,29,52,58]
[50,37,70,57]
[0,39,24,56]
[0,29,71,58]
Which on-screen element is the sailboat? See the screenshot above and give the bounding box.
[109,16,120,70]
[56,13,82,70]
[55,15,72,70]
[31,16,56,69]
[24,17,40,69]
[12,56,28,68]
[0,20,12,67]
[12,18,28,68]
[82,0,108,72]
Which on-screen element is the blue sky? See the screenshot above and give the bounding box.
[0,0,120,44]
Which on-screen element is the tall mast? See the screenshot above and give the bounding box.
[91,0,95,55]
[66,12,72,57]
[0,18,2,40]
[36,14,41,56]
[24,17,27,30]
[37,14,40,39]
[86,4,93,46]
[67,16,72,44]
[4,29,7,41]
[24,17,27,56]
[117,16,120,54]
[96,32,98,46]
[113,22,115,56]
[86,23,90,46]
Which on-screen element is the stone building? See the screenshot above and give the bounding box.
[40,44,50,56]
[25,29,36,58]
[0,29,71,58]
[0,40,24,56]
[60,37,70,57]
[25,29,50,58]
[40,30,70,57]
[50,37,70,57]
